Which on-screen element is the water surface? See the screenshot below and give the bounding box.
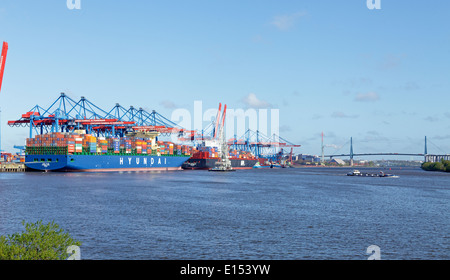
[0,167,448,259]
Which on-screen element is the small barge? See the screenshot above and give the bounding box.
[347,170,398,178]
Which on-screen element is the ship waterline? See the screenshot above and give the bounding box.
[25,154,189,172]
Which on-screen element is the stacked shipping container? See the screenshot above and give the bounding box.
[25,132,256,159]
[190,147,257,160]
[25,132,195,157]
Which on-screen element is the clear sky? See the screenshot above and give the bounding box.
[0,0,449,159]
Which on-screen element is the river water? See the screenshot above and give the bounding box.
[0,167,448,260]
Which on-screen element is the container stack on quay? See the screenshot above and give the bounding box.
[0,152,25,172]
[1,152,22,162]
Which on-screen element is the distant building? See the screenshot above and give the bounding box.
[329,158,346,165]
[295,154,321,164]
[301,154,316,161]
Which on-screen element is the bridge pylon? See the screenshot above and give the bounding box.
[350,137,354,166]
[424,136,428,162]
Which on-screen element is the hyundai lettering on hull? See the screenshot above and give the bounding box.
[119,157,167,166]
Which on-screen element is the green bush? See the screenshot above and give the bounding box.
[433,162,445,171]
[442,160,450,172]
[0,220,81,260]
[422,160,450,172]
[421,162,433,171]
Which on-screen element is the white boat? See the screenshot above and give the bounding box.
[378,171,399,178]
[347,170,361,176]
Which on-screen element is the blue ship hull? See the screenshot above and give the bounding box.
[25,154,189,172]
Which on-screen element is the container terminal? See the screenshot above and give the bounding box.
[1,42,300,172]
[4,93,299,172]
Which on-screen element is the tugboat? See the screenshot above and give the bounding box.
[209,105,235,172]
[209,132,235,172]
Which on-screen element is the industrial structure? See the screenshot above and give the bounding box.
[0,41,8,93]
[7,93,196,140]
[227,129,300,164]
[3,41,299,170]
[0,41,9,155]
[7,94,300,170]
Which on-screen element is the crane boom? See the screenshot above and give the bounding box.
[220,104,227,131]
[0,41,8,93]
[214,103,222,139]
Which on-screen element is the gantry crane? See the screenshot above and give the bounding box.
[7,93,195,139]
[228,129,300,161]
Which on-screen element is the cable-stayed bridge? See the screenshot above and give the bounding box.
[323,136,449,165]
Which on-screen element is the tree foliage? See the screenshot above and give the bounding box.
[421,160,450,172]
[0,220,81,260]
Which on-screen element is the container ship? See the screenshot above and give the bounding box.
[182,103,258,170]
[25,132,193,172]
[181,144,258,170]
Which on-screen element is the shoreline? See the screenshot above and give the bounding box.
[290,164,420,169]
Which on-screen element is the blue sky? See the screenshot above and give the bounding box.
[0,0,449,159]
